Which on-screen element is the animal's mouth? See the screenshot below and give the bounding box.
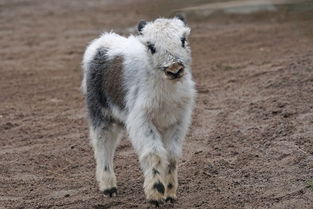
[163,63,185,80]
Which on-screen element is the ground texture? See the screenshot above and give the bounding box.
[1,0,313,208]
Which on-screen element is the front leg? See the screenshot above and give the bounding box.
[143,154,166,206]
[163,105,193,202]
[163,128,181,203]
[164,158,178,203]
[126,112,168,206]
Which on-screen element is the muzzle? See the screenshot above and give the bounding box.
[163,62,185,80]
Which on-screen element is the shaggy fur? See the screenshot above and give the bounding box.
[82,16,196,205]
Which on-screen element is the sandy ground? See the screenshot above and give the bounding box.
[1,0,313,208]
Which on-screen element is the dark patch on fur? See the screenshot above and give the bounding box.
[168,160,176,174]
[146,128,156,139]
[147,42,156,54]
[153,181,165,194]
[157,159,161,166]
[85,47,126,128]
[181,36,186,48]
[152,168,160,176]
[102,56,125,109]
[104,165,109,172]
[103,187,117,197]
[86,48,109,127]
[138,20,147,34]
[167,183,174,190]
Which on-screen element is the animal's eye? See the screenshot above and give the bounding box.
[181,37,186,48]
[147,42,156,54]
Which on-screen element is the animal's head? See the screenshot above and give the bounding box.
[137,15,191,81]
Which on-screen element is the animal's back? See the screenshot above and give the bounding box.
[81,33,145,95]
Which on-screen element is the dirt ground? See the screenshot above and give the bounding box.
[1,0,313,208]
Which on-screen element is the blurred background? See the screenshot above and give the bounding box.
[1,0,313,208]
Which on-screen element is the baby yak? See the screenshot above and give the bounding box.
[82,16,196,206]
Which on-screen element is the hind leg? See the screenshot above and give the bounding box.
[90,123,123,197]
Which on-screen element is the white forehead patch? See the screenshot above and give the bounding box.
[140,18,190,45]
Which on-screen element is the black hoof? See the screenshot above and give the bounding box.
[149,200,163,207]
[165,197,176,203]
[103,187,117,197]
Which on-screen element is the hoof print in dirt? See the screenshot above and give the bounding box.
[153,181,165,194]
[149,199,164,207]
[103,187,117,197]
[165,196,176,203]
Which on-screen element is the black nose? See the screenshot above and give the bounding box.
[164,64,184,79]
[176,67,184,75]
[166,68,183,78]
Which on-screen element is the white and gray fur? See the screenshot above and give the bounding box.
[82,16,196,205]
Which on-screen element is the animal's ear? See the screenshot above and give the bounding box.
[138,20,147,35]
[175,14,186,25]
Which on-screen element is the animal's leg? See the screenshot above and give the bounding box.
[163,131,181,203]
[163,110,192,202]
[126,113,168,206]
[90,124,122,197]
[142,153,167,206]
[164,156,178,202]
